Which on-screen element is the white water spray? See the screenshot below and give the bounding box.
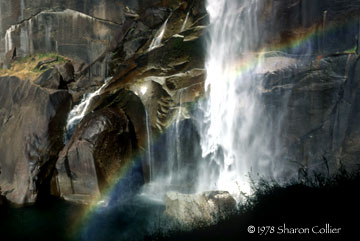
[65,77,112,141]
[197,0,278,198]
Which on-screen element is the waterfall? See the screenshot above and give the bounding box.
[64,77,112,142]
[145,110,154,181]
[148,15,171,51]
[5,26,15,53]
[141,90,190,200]
[196,0,277,198]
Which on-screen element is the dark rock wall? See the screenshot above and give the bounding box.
[0,76,71,205]
[263,54,360,176]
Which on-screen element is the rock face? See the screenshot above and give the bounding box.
[258,0,360,55]
[55,108,136,204]
[34,62,75,90]
[1,9,121,65]
[0,76,71,205]
[165,191,236,227]
[262,54,360,176]
[0,0,206,205]
[106,22,207,134]
[54,89,146,204]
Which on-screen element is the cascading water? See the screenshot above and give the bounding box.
[145,110,154,181]
[65,77,112,142]
[5,26,15,53]
[141,89,199,200]
[142,1,283,202]
[196,0,281,198]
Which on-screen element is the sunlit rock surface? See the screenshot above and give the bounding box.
[165,191,236,227]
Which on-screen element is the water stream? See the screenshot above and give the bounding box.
[64,77,112,142]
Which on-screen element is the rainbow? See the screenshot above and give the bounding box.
[69,14,359,240]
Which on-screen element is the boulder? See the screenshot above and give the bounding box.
[54,107,138,204]
[55,62,75,83]
[165,191,236,227]
[0,76,72,205]
[88,89,150,181]
[34,68,62,89]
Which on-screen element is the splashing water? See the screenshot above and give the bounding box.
[148,15,171,51]
[196,0,279,199]
[65,77,112,142]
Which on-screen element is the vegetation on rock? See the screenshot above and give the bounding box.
[0,53,69,82]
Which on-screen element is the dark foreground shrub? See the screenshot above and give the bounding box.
[145,170,360,241]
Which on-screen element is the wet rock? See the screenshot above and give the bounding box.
[165,191,236,227]
[55,107,138,204]
[0,76,72,205]
[261,0,360,55]
[1,9,122,66]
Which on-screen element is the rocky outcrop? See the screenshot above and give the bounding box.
[0,76,71,205]
[165,191,236,227]
[34,62,75,90]
[55,107,136,204]
[54,89,146,204]
[105,23,207,134]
